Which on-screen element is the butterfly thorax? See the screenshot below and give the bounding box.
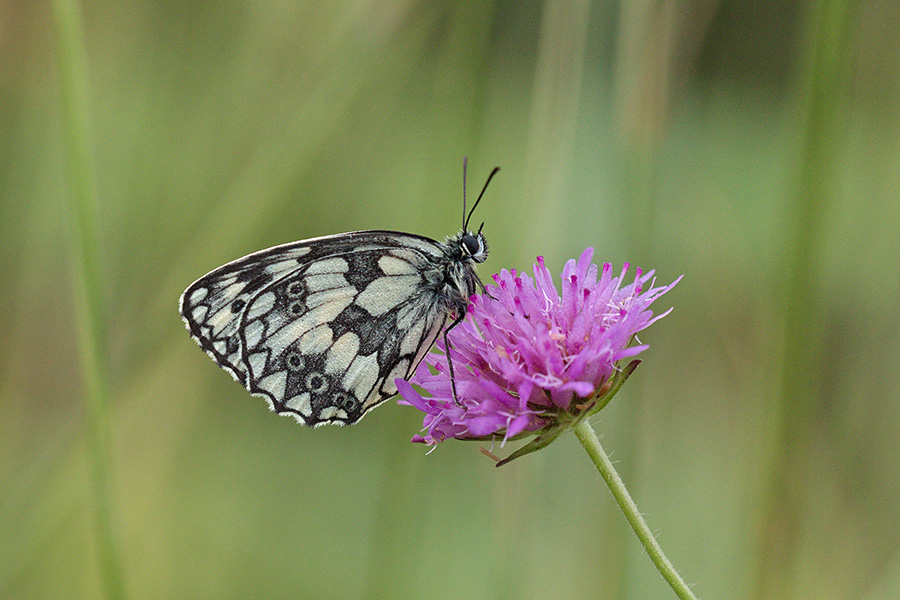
[422,230,488,317]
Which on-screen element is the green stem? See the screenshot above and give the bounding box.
[53,0,125,597]
[573,420,698,600]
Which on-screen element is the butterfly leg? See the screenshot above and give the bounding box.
[477,279,498,302]
[443,314,466,406]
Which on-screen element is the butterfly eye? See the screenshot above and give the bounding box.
[462,233,481,256]
[461,232,488,264]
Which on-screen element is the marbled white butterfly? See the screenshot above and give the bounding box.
[179,163,498,426]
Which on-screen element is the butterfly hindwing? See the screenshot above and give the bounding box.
[179,242,321,386]
[180,231,458,426]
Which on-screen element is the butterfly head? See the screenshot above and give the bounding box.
[445,227,489,266]
[461,226,489,264]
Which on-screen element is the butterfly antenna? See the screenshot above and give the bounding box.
[464,166,500,232]
[461,157,468,230]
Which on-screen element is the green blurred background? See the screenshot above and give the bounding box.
[3,1,899,598]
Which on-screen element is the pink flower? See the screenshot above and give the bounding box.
[396,248,681,459]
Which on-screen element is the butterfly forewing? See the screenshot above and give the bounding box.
[180,230,475,426]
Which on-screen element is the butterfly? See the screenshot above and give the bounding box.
[179,162,499,427]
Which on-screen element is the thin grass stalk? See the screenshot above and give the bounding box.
[52,0,125,597]
[752,1,856,598]
[521,0,592,255]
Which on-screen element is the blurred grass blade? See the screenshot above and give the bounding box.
[753,0,856,598]
[521,0,591,253]
[52,0,125,597]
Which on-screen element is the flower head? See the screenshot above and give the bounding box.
[396,248,680,459]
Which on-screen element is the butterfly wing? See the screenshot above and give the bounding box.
[180,231,454,426]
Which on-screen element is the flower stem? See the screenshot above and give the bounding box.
[573,420,698,600]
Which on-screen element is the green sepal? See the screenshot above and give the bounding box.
[494,359,641,467]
